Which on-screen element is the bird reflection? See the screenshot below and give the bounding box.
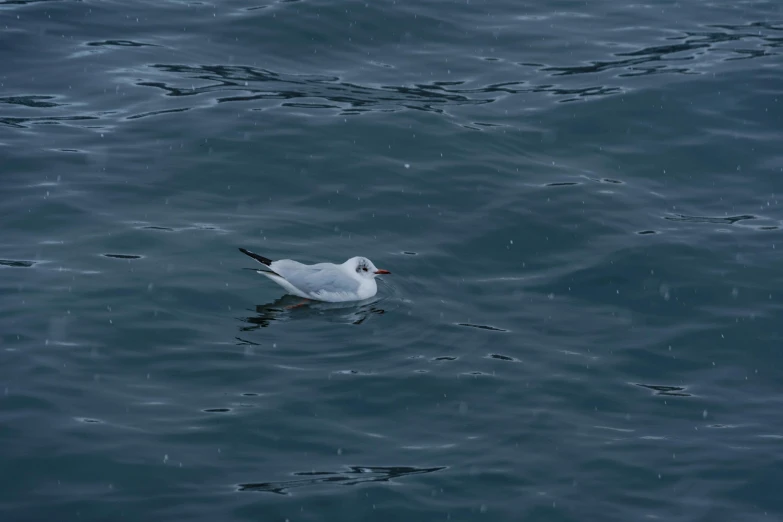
[238,294,386,331]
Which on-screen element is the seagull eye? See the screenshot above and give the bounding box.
[362,267,368,271]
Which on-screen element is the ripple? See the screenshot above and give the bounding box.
[236,465,446,495]
[664,213,757,225]
[238,296,387,330]
[0,95,64,108]
[0,0,61,5]
[102,254,143,260]
[125,107,192,121]
[141,226,175,231]
[131,222,228,233]
[487,353,519,362]
[135,63,627,121]
[0,259,36,268]
[544,24,782,78]
[86,40,160,48]
[134,63,492,116]
[634,383,692,397]
[456,323,508,332]
[1,17,777,135]
[0,114,100,129]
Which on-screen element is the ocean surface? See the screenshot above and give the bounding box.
[1,0,782,520]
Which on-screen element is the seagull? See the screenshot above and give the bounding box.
[238,247,390,304]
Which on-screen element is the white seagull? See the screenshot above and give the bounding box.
[238,247,390,304]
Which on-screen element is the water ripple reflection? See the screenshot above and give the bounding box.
[545,24,783,77]
[0,14,778,132]
[236,465,446,495]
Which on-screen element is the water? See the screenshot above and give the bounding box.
[1,0,782,520]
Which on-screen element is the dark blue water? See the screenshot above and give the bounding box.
[2,1,782,520]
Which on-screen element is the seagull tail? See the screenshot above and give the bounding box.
[238,247,273,266]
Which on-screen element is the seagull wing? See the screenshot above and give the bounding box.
[274,263,360,300]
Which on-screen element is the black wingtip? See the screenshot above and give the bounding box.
[238,247,273,266]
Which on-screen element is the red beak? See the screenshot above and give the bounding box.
[374,269,391,275]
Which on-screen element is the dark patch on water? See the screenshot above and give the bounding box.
[546,182,579,187]
[637,230,659,235]
[241,393,260,397]
[236,465,446,495]
[473,122,505,128]
[0,0,52,5]
[102,254,142,259]
[0,95,63,109]
[203,408,231,413]
[457,323,508,332]
[634,383,691,397]
[433,356,457,361]
[402,251,418,255]
[281,102,341,110]
[488,353,518,362]
[142,226,175,231]
[86,40,159,48]
[0,259,36,268]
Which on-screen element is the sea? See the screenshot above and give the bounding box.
[1,0,782,520]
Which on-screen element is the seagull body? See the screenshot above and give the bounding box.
[238,248,390,303]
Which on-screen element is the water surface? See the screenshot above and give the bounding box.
[1,0,782,520]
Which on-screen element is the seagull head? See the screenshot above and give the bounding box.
[347,256,391,279]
